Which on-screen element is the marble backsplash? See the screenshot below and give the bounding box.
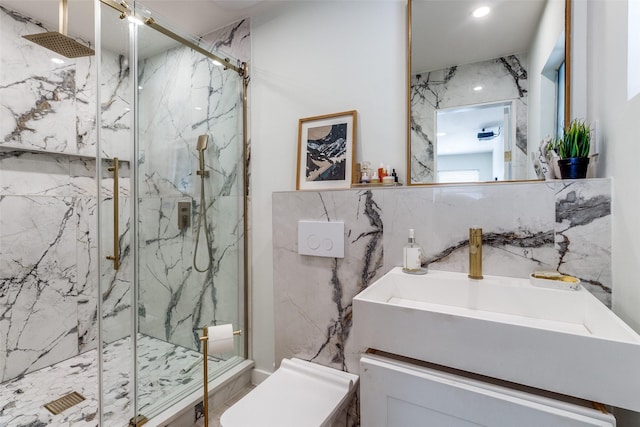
[411,54,529,183]
[273,179,612,383]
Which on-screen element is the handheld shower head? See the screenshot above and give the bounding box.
[194,134,213,272]
[197,135,209,174]
[197,135,209,152]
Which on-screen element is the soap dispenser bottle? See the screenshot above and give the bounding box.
[403,229,424,273]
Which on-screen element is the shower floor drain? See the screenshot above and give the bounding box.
[44,391,86,415]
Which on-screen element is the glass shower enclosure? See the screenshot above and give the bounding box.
[97,0,247,424]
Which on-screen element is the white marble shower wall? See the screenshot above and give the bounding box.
[0,150,96,382]
[0,5,133,382]
[136,20,249,352]
[411,54,528,183]
[273,179,612,379]
[0,6,96,157]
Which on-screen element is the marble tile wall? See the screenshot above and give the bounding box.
[99,162,134,346]
[272,179,612,388]
[0,1,248,379]
[136,19,249,352]
[1,8,248,425]
[99,49,133,162]
[0,149,95,382]
[0,6,96,157]
[411,55,528,183]
[0,5,133,383]
[0,150,134,383]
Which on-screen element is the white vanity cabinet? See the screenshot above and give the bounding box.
[360,353,616,427]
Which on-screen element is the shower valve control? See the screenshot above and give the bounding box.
[178,201,191,230]
[298,220,344,258]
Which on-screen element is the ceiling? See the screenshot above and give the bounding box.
[436,103,507,156]
[0,0,274,48]
[3,0,547,155]
[2,0,547,68]
[412,0,547,73]
[412,0,549,159]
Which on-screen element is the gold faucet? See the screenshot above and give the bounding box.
[468,227,483,279]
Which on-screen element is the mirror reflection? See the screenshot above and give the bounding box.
[409,0,566,184]
[436,101,514,182]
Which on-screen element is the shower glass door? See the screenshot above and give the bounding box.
[98,0,246,423]
[133,5,246,420]
[97,2,135,426]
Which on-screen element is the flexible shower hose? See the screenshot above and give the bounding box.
[193,171,213,272]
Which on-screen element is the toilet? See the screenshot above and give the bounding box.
[220,358,359,427]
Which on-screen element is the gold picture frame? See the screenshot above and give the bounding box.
[296,110,357,190]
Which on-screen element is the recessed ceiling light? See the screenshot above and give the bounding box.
[194,107,203,111]
[472,6,491,18]
[437,132,446,137]
[51,58,65,64]
[474,86,483,91]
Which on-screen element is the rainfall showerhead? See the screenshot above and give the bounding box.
[197,135,209,152]
[23,32,95,58]
[22,0,95,58]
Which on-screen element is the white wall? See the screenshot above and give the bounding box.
[250,2,640,421]
[581,0,640,423]
[585,0,640,333]
[249,0,406,378]
[437,152,493,181]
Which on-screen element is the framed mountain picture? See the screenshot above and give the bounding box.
[296,110,357,190]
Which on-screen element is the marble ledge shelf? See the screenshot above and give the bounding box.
[392,178,609,187]
[287,177,610,193]
[0,144,131,163]
[351,182,403,188]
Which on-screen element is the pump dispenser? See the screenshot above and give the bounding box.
[403,229,425,273]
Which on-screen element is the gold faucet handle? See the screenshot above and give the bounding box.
[468,227,483,279]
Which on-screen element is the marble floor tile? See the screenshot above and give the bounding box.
[0,334,242,427]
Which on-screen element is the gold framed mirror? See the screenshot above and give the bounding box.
[406,0,572,185]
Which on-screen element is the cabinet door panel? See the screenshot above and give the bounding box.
[387,397,482,427]
[361,355,615,427]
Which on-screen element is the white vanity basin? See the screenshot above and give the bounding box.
[353,267,640,411]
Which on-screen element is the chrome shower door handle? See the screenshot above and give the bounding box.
[106,157,120,270]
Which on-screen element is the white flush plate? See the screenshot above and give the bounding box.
[297,220,344,258]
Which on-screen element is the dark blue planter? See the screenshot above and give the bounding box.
[558,157,589,179]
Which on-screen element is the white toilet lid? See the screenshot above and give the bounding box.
[220,358,358,427]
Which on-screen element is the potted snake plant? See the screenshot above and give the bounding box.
[550,119,591,179]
